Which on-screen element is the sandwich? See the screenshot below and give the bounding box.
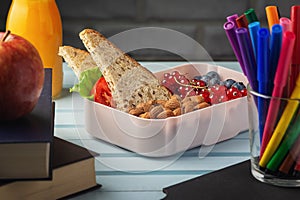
[59,29,171,112]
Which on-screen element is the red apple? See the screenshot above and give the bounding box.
[0,31,44,120]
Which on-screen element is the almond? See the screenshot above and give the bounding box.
[165,98,180,110]
[129,107,144,116]
[173,107,182,116]
[139,112,150,119]
[156,109,174,119]
[171,94,181,101]
[136,102,152,112]
[194,102,210,110]
[183,101,195,113]
[149,105,164,118]
[182,96,191,104]
[190,95,205,104]
[156,100,167,107]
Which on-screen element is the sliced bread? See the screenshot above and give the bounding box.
[79,29,171,112]
[58,45,96,78]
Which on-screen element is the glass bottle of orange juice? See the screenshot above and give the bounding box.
[6,0,63,98]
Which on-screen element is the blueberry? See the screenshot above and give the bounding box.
[193,75,202,80]
[208,77,220,86]
[219,81,225,86]
[206,71,221,81]
[223,79,236,89]
[232,82,246,90]
[200,75,211,84]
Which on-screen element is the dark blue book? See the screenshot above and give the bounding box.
[0,68,54,180]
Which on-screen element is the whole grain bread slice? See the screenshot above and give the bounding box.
[79,29,171,112]
[58,45,97,78]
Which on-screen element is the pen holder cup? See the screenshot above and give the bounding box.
[248,85,300,187]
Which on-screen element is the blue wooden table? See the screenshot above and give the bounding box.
[54,61,250,200]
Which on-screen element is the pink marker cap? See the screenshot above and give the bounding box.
[280,17,292,32]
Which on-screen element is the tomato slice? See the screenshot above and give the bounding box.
[91,77,112,106]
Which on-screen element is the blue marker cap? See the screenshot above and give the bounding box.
[257,28,270,90]
[269,24,283,87]
[248,21,261,58]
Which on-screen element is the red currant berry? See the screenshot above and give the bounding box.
[200,90,211,103]
[178,77,190,85]
[164,72,170,78]
[171,71,180,78]
[190,79,197,86]
[194,89,201,95]
[190,79,206,87]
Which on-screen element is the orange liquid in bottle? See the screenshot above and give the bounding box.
[6,0,63,98]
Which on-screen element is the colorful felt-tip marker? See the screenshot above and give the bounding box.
[257,28,270,85]
[226,14,239,27]
[266,6,280,32]
[280,17,292,32]
[266,113,300,172]
[259,31,296,164]
[224,21,246,76]
[236,14,249,29]
[248,21,260,59]
[245,8,259,24]
[279,135,300,175]
[259,31,300,167]
[236,28,258,92]
[269,24,282,91]
[257,28,270,143]
[289,5,300,95]
[293,153,300,176]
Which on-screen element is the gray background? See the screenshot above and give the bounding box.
[1,0,298,61]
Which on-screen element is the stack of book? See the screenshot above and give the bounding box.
[0,69,99,199]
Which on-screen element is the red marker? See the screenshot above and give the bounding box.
[236,14,248,29]
[259,31,295,160]
[289,6,300,95]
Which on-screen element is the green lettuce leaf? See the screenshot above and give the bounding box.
[70,67,102,100]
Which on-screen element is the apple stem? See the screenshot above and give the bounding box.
[1,30,11,42]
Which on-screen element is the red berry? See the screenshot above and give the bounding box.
[210,93,219,104]
[209,85,228,104]
[240,89,247,96]
[190,79,206,87]
[200,89,211,103]
[162,70,246,105]
[178,76,190,85]
[164,73,171,78]
[226,87,242,100]
[219,95,228,103]
[190,79,197,85]
[171,71,180,78]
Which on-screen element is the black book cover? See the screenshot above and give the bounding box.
[0,68,54,179]
[0,137,100,199]
[163,160,300,200]
[52,137,98,168]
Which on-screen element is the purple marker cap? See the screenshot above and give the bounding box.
[236,27,258,91]
[226,14,239,27]
[223,21,246,75]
